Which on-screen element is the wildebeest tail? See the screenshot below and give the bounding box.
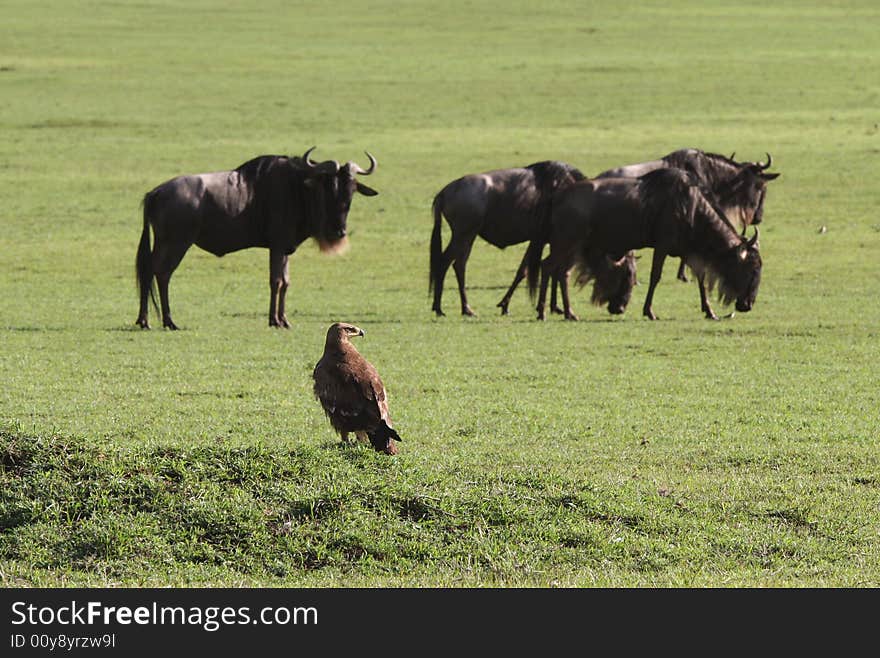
[367,420,402,453]
[525,236,546,300]
[136,193,159,315]
[429,192,444,295]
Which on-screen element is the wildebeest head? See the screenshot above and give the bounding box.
[718,153,780,228]
[299,146,378,253]
[714,228,762,312]
[650,149,780,231]
[575,250,638,315]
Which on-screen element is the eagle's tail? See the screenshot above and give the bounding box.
[368,421,402,455]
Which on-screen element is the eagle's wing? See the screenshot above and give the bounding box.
[313,352,384,432]
[352,357,393,427]
[370,378,392,426]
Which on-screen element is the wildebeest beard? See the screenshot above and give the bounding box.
[306,175,352,255]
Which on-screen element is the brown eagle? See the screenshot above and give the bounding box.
[313,322,402,455]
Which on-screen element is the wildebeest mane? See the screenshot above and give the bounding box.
[636,167,697,238]
[524,160,586,189]
[521,160,588,262]
[662,149,756,212]
[525,160,586,235]
[233,154,291,185]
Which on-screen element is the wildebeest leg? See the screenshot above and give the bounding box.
[431,252,451,316]
[536,255,553,321]
[677,258,689,282]
[497,250,529,315]
[269,250,291,328]
[137,284,152,330]
[432,233,475,317]
[451,239,477,316]
[642,250,667,321]
[559,267,578,321]
[152,240,191,330]
[697,273,718,320]
[550,279,565,315]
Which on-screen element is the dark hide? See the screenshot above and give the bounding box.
[595,148,779,282]
[429,160,584,317]
[135,148,378,329]
[531,168,762,321]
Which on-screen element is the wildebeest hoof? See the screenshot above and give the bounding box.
[462,307,476,317]
[164,322,179,330]
[705,312,719,321]
[136,318,150,329]
[433,307,445,317]
[677,274,689,283]
[564,312,579,321]
[496,301,510,315]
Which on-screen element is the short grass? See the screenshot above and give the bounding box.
[0,0,878,587]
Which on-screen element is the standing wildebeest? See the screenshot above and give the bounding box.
[499,148,779,318]
[529,168,762,321]
[135,147,378,330]
[595,148,779,283]
[429,160,585,317]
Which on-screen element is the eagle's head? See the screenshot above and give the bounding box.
[325,322,365,347]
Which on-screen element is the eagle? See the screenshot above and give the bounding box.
[313,322,402,455]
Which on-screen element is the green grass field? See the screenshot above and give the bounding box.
[1,0,878,587]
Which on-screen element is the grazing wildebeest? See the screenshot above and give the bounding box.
[135,147,378,330]
[429,160,585,317]
[595,148,779,283]
[529,168,762,321]
[558,248,639,319]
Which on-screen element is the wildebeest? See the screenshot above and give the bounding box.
[135,147,378,330]
[429,160,585,317]
[529,168,762,321]
[595,148,779,283]
[498,148,779,318]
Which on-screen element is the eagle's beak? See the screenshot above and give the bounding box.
[358,328,365,337]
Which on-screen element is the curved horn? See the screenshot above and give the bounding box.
[729,151,736,161]
[302,147,340,175]
[747,226,759,247]
[756,152,772,171]
[349,151,377,176]
[302,146,318,169]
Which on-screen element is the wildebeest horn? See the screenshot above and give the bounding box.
[303,146,318,168]
[747,226,759,247]
[756,152,772,171]
[349,151,377,176]
[729,151,736,160]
